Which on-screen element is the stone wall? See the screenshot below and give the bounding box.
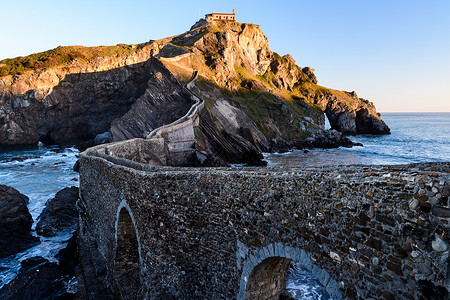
[78,153,449,299]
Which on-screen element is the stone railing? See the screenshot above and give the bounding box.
[83,69,203,167]
[146,70,203,139]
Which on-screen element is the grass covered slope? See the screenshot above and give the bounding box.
[0,43,152,77]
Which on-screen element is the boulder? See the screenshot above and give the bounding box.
[0,185,39,259]
[36,187,79,237]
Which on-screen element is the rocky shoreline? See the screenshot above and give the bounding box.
[269,129,363,154]
[0,186,80,299]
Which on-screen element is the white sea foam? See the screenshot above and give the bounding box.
[286,262,332,300]
[0,146,79,288]
[0,230,74,288]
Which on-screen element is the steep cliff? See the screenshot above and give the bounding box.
[0,20,389,158]
[164,21,389,138]
[159,21,388,162]
[0,44,192,148]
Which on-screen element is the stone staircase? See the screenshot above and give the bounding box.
[84,70,204,167]
[145,70,203,166]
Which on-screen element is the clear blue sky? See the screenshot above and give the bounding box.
[1,0,449,112]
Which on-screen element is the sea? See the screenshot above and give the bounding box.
[265,112,450,167]
[0,112,449,297]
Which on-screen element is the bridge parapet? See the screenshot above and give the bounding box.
[78,152,449,299]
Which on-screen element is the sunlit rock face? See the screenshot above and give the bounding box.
[0,20,389,152]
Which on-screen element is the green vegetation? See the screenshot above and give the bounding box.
[0,42,151,77]
[225,89,314,140]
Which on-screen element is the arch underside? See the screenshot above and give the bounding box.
[114,207,141,299]
[238,243,343,300]
[245,256,292,300]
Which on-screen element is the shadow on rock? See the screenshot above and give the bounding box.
[0,185,39,259]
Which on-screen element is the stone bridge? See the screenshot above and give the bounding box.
[78,146,449,299]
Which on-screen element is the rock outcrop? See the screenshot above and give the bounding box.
[36,186,79,237]
[269,129,362,153]
[110,59,192,142]
[0,185,38,259]
[310,90,390,135]
[162,21,388,159]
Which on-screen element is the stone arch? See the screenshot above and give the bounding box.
[114,200,142,299]
[237,242,343,300]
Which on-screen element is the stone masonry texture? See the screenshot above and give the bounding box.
[78,153,449,299]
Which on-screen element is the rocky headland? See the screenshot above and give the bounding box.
[0,20,390,165]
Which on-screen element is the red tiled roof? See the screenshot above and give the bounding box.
[207,13,235,16]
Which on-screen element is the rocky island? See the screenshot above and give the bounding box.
[0,20,389,165]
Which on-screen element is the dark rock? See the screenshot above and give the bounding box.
[36,187,79,237]
[382,290,395,300]
[0,185,39,259]
[73,159,80,172]
[365,237,381,251]
[312,91,390,135]
[196,108,267,166]
[303,129,363,149]
[0,232,79,300]
[280,290,295,300]
[431,206,450,218]
[356,108,391,134]
[442,186,449,197]
[419,280,449,300]
[269,129,363,153]
[387,261,403,276]
[50,147,66,153]
[403,242,413,252]
[359,247,373,257]
[419,202,432,213]
[371,264,382,274]
[93,131,111,145]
